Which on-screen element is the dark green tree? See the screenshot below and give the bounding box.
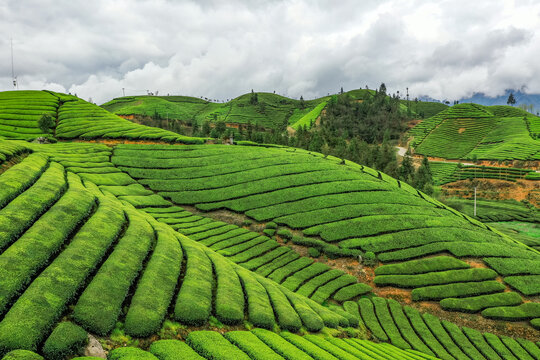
[38,113,55,134]
[250,89,258,105]
[507,92,516,106]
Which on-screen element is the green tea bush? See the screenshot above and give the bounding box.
[251,329,313,360]
[411,280,505,301]
[108,347,158,360]
[1,350,44,360]
[186,331,250,360]
[73,213,154,335]
[174,241,213,325]
[125,227,183,337]
[374,268,497,288]
[308,247,320,257]
[440,292,523,313]
[149,339,204,360]
[42,322,87,360]
[224,331,283,360]
[374,256,469,276]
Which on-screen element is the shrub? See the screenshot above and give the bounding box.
[149,339,204,360]
[108,347,158,360]
[440,292,523,313]
[277,229,293,240]
[374,256,469,276]
[38,113,55,133]
[1,350,44,360]
[42,322,88,360]
[263,229,276,237]
[186,331,251,360]
[411,280,505,301]
[251,328,313,360]
[308,247,320,257]
[363,252,377,266]
[265,222,277,229]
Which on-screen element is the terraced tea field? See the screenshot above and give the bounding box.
[410,103,540,160]
[0,90,538,360]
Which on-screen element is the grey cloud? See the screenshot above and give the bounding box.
[1,0,540,103]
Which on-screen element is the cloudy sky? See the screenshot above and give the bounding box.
[1,0,539,104]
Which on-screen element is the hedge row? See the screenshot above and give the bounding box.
[0,189,124,354]
[0,172,94,316]
[0,153,49,210]
[0,162,66,252]
[124,223,183,337]
[440,292,523,313]
[73,212,154,335]
[374,256,470,276]
[374,268,497,288]
[411,280,506,301]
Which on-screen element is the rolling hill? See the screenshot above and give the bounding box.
[101,89,448,132]
[409,103,540,161]
[0,90,539,360]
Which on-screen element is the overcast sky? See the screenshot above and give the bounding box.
[1,0,539,104]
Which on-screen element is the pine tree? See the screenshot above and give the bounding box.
[507,92,516,106]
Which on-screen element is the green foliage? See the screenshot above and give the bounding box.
[263,228,276,237]
[482,302,540,321]
[0,90,59,140]
[308,247,320,257]
[0,153,48,209]
[251,329,313,360]
[149,339,204,360]
[440,292,523,313]
[357,298,388,341]
[73,213,154,335]
[375,255,469,275]
[0,162,66,253]
[37,113,55,133]
[174,241,213,325]
[411,103,540,160]
[503,275,540,295]
[186,331,251,360]
[224,331,283,360]
[108,347,158,360]
[411,280,506,301]
[124,226,183,337]
[1,350,44,360]
[42,322,88,360]
[374,268,497,288]
[0,187,122,354]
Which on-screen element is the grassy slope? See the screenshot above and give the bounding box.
[102,89,446,130]
[0,91,539,359]
[0,90,205,143]
[410,103,540,160]
[1,139,539,358]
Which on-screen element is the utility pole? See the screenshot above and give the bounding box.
[10,38,17,89]
[122,88,125,97]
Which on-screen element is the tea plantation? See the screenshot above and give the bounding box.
[410,103,540,160]
[0,90,538,359]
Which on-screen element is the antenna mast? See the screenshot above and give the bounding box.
[10,38,17,89]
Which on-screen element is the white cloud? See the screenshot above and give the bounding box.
[1,0,539,103]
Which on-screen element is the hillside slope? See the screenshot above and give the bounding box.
[102,89,447,131]
[1,138,540,359]
[410,103,540,160]
[0,90,204,143]
[0,90,539,359]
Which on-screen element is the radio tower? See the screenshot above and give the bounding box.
[11,38,18,89]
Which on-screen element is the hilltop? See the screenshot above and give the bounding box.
[101,89,448,132]
[409,103,540,161]
[0,90,539,359]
